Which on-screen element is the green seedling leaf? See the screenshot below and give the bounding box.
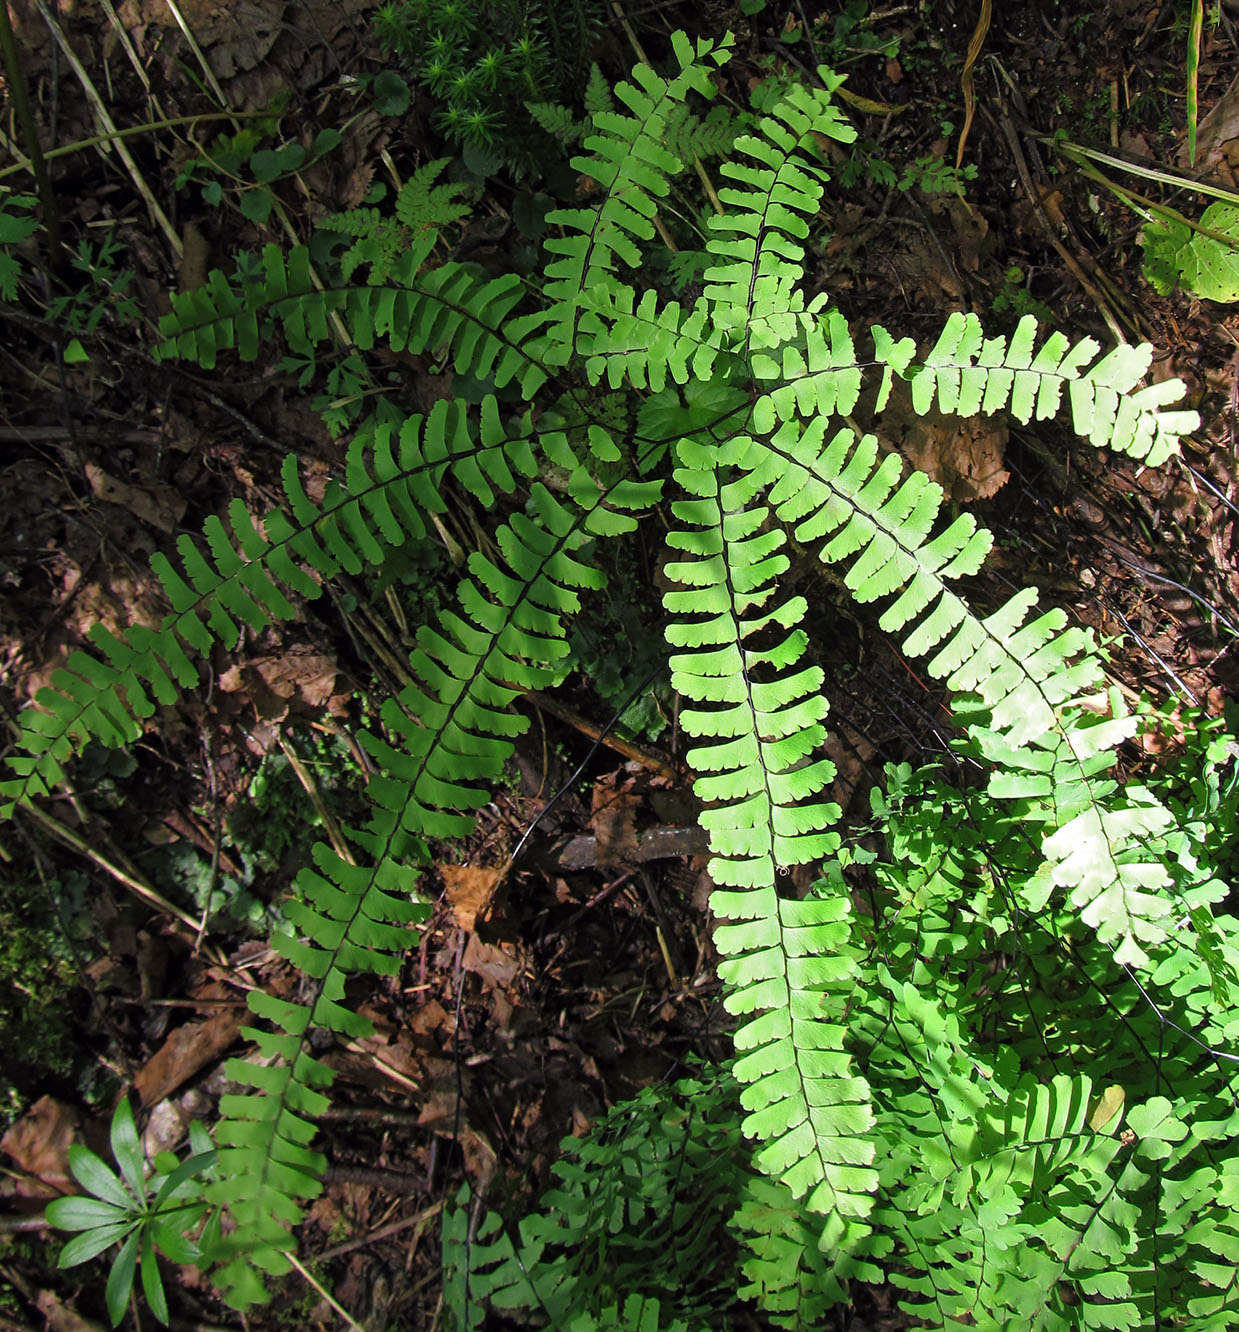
[250,148,284,184]
[1181,202,1239,301]
[201,179,223,208]
[273,143,307,174]
[105,1229,140,1326]
[59,1222,137,1268]
[0,211,37,245]
[1140,215,1189,296]
[152,1217,204,1265]
[46,1195,129,1231]
[313,128,342,157]
[371,70,411,116]
[240,187,275,225]
[67,1144,133,1210]
[109,1098,144,1197]
[153,1150,216,1208]
[63,338,90,364]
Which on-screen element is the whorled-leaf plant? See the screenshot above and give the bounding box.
[3,27,1232,1325]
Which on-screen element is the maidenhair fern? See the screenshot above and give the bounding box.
[12,28,1235,1328]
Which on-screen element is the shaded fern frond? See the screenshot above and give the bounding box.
[321,158,472,282]
[0,398,538,817]
[211,456,654,1304]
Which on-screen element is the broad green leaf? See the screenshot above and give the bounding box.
[46,1195,129,1231]
[58,1222,137,1267]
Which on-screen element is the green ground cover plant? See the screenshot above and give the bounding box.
[8,27,1238,1329]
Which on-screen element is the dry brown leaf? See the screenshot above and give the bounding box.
[219,651,343,720]
[441,864,502,932]
[1184,69,1239,181]
[0,1096,79,1199]
[135,1009,243,1106]
[886,399,1009,502]
[462,935,520,990]
[590,770,641,868]
[84,463,187,534]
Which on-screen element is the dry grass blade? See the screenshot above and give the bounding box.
[956,0,992,169]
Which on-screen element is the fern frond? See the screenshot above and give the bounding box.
[702,75,854,346]
[663,440,876,1218]
[883,311,1197,466]
[0,398,539,817]
[541,31,732,356]
[321,158,471,282]
[758,415,1179,966]
[209,455,657,1303]
[157,238,549,399]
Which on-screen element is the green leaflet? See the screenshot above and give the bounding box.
[7,28,1218,1322]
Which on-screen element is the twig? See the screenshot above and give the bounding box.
[316,1202,443,1263]
[995,106,1125,342]
[17,799,207,937]
[284,1251,367,1332]
[0,0,62,263]
[0,111,273,183]
[525,691,679,782]
[277,730,354,864]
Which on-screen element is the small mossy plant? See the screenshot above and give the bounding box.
[11,30,1239,1328]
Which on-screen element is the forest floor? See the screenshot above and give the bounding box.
[1,1,1238,1329]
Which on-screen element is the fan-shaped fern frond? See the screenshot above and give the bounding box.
[702,76,854,346]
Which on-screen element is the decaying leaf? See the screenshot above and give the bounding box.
[885,397,1009,502]
[134,1008,243,1106]
[0,1095,79,1199]
[441,864,502,932]
[84,463,187,534]
[591,770,641,868]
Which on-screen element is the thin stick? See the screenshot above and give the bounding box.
[284,1251,367,1332]
[277,730,354,864]
[317,1202,443,1263]
[0,0,62,263]
[18,800,205,936]
[0,112,273,183]
[97,0,151,94]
